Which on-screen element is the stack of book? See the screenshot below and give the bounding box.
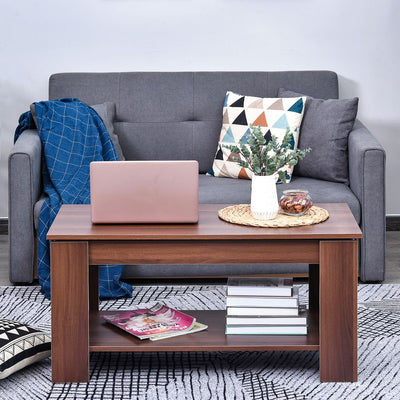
[225,277,307,335]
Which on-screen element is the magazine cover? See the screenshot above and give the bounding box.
[150,322,208,341]
[103,302,196,339]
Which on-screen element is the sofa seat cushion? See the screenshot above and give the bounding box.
[199,174,360,224]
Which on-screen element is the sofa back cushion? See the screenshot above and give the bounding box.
[278,88,359,184]
[49,71,338,173]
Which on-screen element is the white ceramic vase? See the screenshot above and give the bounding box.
[250,175,279,220]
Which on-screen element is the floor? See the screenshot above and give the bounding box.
[0,232,399,286]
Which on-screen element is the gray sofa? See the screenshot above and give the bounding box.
[8,71,386,283]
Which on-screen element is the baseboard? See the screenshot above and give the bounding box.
[0,216,399,234]
[0,219,7,235]
[387,216,400,231]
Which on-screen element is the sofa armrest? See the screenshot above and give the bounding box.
[8,129,42,283]
[348,120,386,281]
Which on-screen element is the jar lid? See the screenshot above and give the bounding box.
[282,189,309,195]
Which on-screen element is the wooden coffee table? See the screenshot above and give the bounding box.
[47,203,362,383]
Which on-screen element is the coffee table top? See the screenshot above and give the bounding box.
[47,203,362,241]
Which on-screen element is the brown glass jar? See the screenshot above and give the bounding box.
[279,190,312,216]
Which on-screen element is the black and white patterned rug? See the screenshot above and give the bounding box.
[0,284,400,400]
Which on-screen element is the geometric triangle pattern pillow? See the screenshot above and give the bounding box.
[0,319,51,379]
[209,91,306,182]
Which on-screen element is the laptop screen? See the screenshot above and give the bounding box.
[90,161,199,224]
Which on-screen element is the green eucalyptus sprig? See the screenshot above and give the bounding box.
[223,125,311,183]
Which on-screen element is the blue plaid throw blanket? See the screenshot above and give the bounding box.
[15,98,132,300]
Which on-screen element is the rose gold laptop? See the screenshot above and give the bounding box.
[90,161,199,223]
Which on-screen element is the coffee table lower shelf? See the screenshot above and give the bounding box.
[89,310,319,352]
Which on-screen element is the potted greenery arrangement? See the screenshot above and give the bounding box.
[224,125,311,220]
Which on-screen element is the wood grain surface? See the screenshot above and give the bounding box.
[90,310,319,352]
[88,239,319,265]
[319,240,358,382]
[48,203,361,383]
[47,203,362,241]
[51,241,89,382]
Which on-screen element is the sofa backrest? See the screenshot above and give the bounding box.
[49,71,338,173]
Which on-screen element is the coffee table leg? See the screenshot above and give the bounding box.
[319,240,357,382]
[51,241,89,382]
[308,264,319,313]
[89,266,99,311]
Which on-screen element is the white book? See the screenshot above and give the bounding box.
[226,311,307,326]
[225,325,307,335]
[226,287,299,308]
[227,277,293,297]
[226,307,300,317]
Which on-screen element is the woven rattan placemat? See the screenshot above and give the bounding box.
[218,204,329,228]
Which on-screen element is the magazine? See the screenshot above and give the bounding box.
[103,302,202,340]
[150,321,208,341]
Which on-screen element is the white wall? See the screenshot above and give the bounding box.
[1,0,399,217]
